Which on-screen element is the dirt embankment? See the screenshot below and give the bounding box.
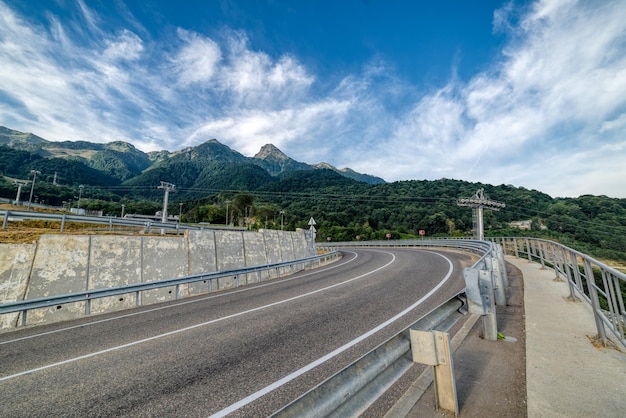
[0,204,151,244]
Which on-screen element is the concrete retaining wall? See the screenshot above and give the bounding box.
[0,228,316,329]
[0,243,36,328]
[25,235,90,326]
[187,230,217,295]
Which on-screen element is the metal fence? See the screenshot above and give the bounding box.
[489,237,626,348]
[0,209,243,234]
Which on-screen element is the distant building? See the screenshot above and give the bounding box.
[510,220,532,230]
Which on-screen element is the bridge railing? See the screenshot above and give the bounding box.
[284,239,502,416]
[278,238,626,416]
[489,237,626,348]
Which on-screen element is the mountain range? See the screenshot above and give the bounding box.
[0,126,385,187]
[2,127,626,263]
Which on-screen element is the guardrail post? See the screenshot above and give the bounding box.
[2,210,9,229]
[60,214,66,231]
[410,330,458,415]
[487,256,506,306]
[464,267,498,340]
[513,238,519,258]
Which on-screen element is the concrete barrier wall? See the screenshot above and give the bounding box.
[89,236,142,315]
[262,230,283,280]
[244,231,269,284]
[215,230,244,289]
[187,230,217,295]
[0,243,36,328]
[0,228,316,329]
[141,236,189,305]
[25,235,90,326]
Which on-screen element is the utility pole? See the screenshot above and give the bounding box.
[77,185,84,210]
[157,181,176,224]
[27,170,41,211]
[457,188,505,240]
[13,180,28,205]
[225,200,230,226]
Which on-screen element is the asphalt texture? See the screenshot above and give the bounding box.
[0,248,473,418]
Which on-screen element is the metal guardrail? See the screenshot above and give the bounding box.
[489,237,626,348]
[0,209,243,233]
[272,297,467,417]
[0,251,339,326]
[276,239,502,416]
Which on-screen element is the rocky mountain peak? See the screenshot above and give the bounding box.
[254,144,289,161]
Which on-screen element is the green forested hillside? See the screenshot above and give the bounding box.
[1,133,625,262]
[0,146,118,187]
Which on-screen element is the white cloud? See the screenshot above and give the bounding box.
[0,0,625,197]
[599,113,626,133]
[187,99,351,157]
[103,30,144,61]
[171,29,221,86]
[353,0,626,197]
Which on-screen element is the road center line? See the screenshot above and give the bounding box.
[0,250,394,382]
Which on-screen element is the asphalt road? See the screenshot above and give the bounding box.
[0,248,472,417]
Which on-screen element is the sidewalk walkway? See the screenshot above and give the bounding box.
[514,256,626,417]
[390,256,626,417]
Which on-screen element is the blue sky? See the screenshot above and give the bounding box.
[1,0,625,198]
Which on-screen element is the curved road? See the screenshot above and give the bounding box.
[0,248,473,417]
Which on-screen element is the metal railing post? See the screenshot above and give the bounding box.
[560,246,578,300]
[2,210,8,229]
[582,259,608,345]
[488,255,506,306]
[495,244,509,288]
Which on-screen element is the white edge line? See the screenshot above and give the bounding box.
[208,251,454,418]
[0,251,359,346]
[0,250,392,382]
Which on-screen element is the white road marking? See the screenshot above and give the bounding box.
[208,250,454,418]
[0,250,393,382]
[0,251,359,345]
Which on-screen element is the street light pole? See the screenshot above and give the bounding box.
[27,170,41,211]
[121,204,126,218]
[280,210,285,230]
[179,202,183,223]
